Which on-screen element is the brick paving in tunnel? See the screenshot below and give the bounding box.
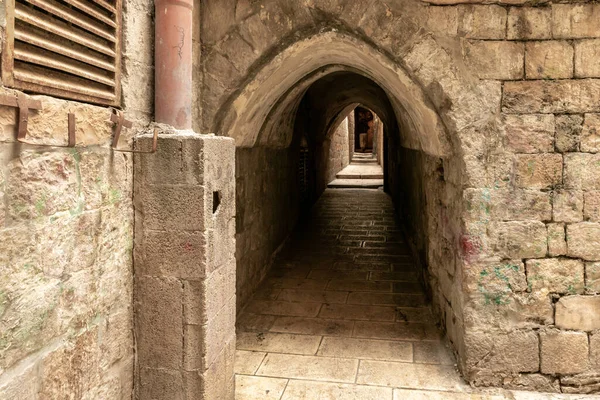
[234,188,465,399]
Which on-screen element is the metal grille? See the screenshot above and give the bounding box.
[2,0,122,106]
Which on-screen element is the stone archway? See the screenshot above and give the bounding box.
[212,27,476,391]
[216,31,451,157]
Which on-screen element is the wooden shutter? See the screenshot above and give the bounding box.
[2,0,122,106]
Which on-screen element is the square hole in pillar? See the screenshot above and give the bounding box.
[213,191,221,214]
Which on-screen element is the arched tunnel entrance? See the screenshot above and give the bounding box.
[228,35,466,395]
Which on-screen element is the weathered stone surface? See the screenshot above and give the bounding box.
[0,354,39,398]
[139,367,184,400]
[514,154,562,189]
[581,113,600,153]
[552,190,583,223]
[560,372,600,395]
[525,41,573,79]
[142,231,207,279]
[464,289,553,330]
[0,93,116,145]
[6,151,79,220]
[575,40,600,79]
[585,191,600,222]
[503,80,600,114]
[38,328,100,399]
[502,114,554,154]
[586,262,600,294]
[427,6,458,36]
[464,41,523,80]
[502,373,560,393]
[135,276,183,369]
[555,295,600,331]
[591,333,600,369]
[465,260,527,295]
[489,221,547,259]
[464,330,539,375]
[552,4,600,39]
[564,153,600,190]
[567,222,600,261]
[526,258,584,294]
[458,5,506,39]
[555,114,583,153]
[138,185,206,231]
[507,7,551,40]
[99,311,132,371]
[547,223,566,257]
[540,329,589,374]
[463,188,551,222]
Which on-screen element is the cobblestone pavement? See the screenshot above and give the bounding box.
[234,189,596,400]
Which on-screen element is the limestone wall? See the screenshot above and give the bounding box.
[423,1,600,392]
[235,146,301,310]
[322,116,350,186]
[0,98,136,399]
[133,133,237,400]
[0,0,154,397]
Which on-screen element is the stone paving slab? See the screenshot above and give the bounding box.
[317,337,413,362]
[269,316,355,336]
[357,360,468,392]
[319,303,396,321]
[235,375,288,399]
[277,288,349,304]
[234,350,267,375]
[256,353,359,383]
[237,332,322,355]
[281,380,393,399]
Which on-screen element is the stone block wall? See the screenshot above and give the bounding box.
[235,146,301,310]
[423,1,600,392]
[133,132,236,400]
[0,96,136,399]
[322,115,350,186]
[0,0,154,397]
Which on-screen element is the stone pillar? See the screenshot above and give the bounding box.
[133,128,236,400]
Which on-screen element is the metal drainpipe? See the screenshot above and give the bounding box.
[155,0,193,129]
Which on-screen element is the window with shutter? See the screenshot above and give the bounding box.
[1,0,122,106]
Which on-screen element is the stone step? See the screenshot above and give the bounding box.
[328,179,384,189]
[336,164,383,180]
[351,159,378,164]
[337,173,384,179]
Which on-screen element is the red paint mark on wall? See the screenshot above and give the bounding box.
[460,234,481,262]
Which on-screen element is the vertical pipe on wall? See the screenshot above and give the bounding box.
[155,0,193,129]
